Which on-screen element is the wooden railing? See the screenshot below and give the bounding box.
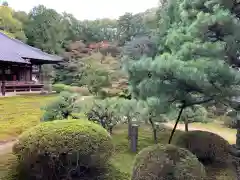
[1,81,44,94]
[5,81,43,85]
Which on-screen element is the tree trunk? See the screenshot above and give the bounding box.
[109,126,113,135]
[149,118,157,143]
[184,118,189,132]
[168,106,185,144]
[153,129,157,144]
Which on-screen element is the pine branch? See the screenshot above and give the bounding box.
[185,97,213,107]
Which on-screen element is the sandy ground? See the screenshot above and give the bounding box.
[0,141,15,155]
[164,122,236,144]
[164,122,210,131]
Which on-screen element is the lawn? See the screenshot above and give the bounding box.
[0,95,56,142]
[0,95,238,179]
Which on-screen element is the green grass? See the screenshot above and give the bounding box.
[0,96,237,179]
[0,95,56,141]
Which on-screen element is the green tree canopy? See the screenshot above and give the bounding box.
[117,13,150,46]
[0,5,26,41]
[25,5,68,54]
[124,0,240,143]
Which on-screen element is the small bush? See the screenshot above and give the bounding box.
[132,144,206,180]
[85,98,122,133]
[224,109,238,128]
[67,86,91,96]
[52,84,68,93]
[173,131,231,165]
[99,46,121,57]
[12,119,113,180]
[99,88,122,98]
[82,67,111,95]
[41,91,80,121]
[223,116,237,129]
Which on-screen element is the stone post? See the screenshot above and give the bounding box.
[130,124,139,153]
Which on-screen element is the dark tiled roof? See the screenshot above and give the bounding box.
[0,50,30,64]
[0,32,63,64]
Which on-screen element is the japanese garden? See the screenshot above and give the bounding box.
[1,0,240,179]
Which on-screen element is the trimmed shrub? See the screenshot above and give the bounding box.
[67,86,91,96]
[12,119,113,180]
[224,116,237,129]
[173,131,231,165]
[132,144,206,180]
[41,91,80,121]
[85,98,122,133]
[224,109,238,129]
[52,84,68,93]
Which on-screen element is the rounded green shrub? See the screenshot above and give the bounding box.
[224,116,237,129]
[13,119,113,180]
[132,144,206,180]
[52,83,68,93]
[224,110,238,129]
[41,91,80,121]
[173,131,230,165]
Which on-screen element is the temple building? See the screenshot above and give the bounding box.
[0,32,62,96]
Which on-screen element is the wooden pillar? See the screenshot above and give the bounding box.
[24,66,27,82]
[1,66,6,96]
[39,64,42,83]
[30,65,32,82]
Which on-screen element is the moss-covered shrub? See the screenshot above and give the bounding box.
[224,116,237,129]
[52,83,68,93]
[173,131,231,165]
[132,144,206,180]
[224,110,238,129]
[12,119,113,180]
[67,86,91,96]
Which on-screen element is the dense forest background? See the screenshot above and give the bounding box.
[0,1,161,95]
[0,1,159,52]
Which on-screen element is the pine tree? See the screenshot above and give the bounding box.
[124,0,240,143]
